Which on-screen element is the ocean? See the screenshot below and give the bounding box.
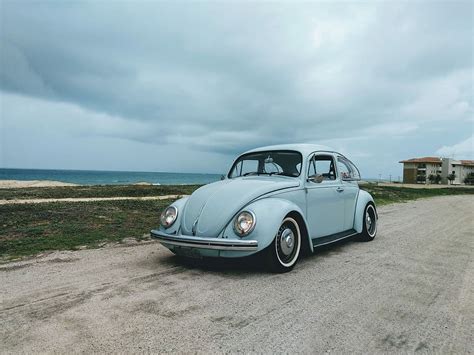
[0,168,221,185]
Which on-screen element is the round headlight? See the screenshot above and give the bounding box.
[233,211,256,237]
[160,206,178,228]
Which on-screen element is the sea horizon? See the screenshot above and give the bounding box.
[0,168,222,185]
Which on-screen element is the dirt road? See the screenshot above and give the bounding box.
[1,195,473,353]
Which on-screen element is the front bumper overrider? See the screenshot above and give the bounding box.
[150,230,258,251]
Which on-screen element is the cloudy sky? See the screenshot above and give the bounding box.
[1,0,472,178]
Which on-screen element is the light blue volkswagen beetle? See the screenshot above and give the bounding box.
[151,144,377,272]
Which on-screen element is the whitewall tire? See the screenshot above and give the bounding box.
[359,203,377,242]
[265,217,301,272]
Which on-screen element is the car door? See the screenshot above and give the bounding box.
[305,153,345,238]
[336,156,360,231]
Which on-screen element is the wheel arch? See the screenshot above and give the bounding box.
[241,197,313,253]
[354,189,377,233]
[286,210,312,255]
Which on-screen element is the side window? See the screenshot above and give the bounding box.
[337,159,351,180]
[308,155,336,180]
[337,157,361,181]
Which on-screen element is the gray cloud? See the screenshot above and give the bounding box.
[1,0,473,177]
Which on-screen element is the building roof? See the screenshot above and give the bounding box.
[399,157,441,164]
[399,157,474,166]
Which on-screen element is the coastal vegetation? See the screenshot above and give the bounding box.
[360,184,474,206]
[1,184,473,260]
[0,199,171,260]
[0,184,201,200]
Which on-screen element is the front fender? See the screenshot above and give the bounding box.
[222,197,312,253]
[354,190,376,233]
[158,196,189,234]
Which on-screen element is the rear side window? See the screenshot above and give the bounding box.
[337,157,361,181]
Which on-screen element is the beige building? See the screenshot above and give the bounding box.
[399,157,474,185]
[441,158,474,185]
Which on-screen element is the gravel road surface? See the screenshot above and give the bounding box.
[1,195,473,353]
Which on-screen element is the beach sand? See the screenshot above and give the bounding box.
[0,180,78,189]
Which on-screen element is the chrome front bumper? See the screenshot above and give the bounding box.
[150,230,258,251]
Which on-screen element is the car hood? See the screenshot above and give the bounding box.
[181,177,300,237]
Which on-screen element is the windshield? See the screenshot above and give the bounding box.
[228,150,302,178]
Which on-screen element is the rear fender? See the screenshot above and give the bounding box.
[354,190,376,233]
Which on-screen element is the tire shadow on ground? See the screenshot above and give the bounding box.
[166,253,267,275]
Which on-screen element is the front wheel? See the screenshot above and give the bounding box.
[359,203,377,242]
[264,217,301,273]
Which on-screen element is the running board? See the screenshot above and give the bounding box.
[312,229,358,248]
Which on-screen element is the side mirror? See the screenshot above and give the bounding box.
[220,175,225,181]
[307,174,324,183]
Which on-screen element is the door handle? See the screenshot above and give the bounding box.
[336,187,344,193]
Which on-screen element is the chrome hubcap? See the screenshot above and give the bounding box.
[366,215,372,229]
[279,228,295,256]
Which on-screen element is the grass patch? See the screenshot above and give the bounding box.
[360,184,474,205]
[0,199,174,260]
[0,184,202,200]
[1,184,472,260]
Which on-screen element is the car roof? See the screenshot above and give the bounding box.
[243,143,341,157]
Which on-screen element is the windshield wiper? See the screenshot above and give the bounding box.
[242,172,272,176]
[273,172,298,177]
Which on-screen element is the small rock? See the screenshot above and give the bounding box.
[122,237,138,245]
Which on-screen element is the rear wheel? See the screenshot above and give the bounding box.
[265,217,301,273]
[359,203,377,242]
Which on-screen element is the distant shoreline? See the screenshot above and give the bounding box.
[0,168,221,186]
[0,180,79,189]
[0,180,192,189]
